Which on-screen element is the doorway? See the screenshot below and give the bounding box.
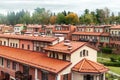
[84,75,94,80]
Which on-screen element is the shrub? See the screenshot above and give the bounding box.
[101,61,120,67]
[101,47,112,54]
[110,57,117,62]
[118,57,120,62]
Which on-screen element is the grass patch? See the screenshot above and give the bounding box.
[108,66,120,75]
[97,52,120,59]
[97,57,110,63]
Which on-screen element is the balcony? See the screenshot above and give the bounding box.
[79,38,89,42]
[89,39,98,43]
[15,71,32,80]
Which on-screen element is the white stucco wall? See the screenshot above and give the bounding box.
[9,39,19,48]
[0,38,8,46]
[57,45,97,80]
[110,29,120,35]
[72,71,83,80]
[52,40,58,45]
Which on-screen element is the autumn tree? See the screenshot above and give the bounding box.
[65,12,79,25]
[50,16,57,24]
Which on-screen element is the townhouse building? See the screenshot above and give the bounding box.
[14,24,25,34]
[0,34,108,80]
[25,24,42,36]
[110,25,120,49]
[39,25,54,36]
[53,25,76,40]
[0,34,58,51]
[72,25,110,47]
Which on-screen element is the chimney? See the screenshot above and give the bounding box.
[64,40,70,46]
[68,44,72,51]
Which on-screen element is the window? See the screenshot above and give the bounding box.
[53,52,55,58]
[42,71,48,80]
[80,51,82,57]
[84,75,94,80]
[4,41,6,46]
[0,57,4,66]
[36,46,39,51]
[12,62,17,70]
[23,65,29,75]
[7,60,10,68]
[56,54,59,59]
[13,43,15,47]
[22,44,24,49]
[80,49,88,57]
[83,50,85,56]
[0,41,1,45]
[27,45,30,50]
[63,74,68,80]
[86,51,88,56]
[49,53,52,57]
[63,54,66,60]
[16,44,18,48]
[99,74,103,80]
[10,43,12,47]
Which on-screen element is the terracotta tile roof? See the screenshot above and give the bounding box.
[0,34,58,42]
[15,24,24,27]
[85,43,99,51]
[46,25,54,29]
[53,31,70,34]
[72,32,109,36]
[101,33,110,36]
[44,41,86,54]
[0,46,71,73]
[72,58,109,73]
[27,24,42,28]
[110,25,120,29]
[110,41,120,45]
[72,32,102,36]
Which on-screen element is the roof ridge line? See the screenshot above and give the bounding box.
[86,59,100,73]
[78,59,85,71]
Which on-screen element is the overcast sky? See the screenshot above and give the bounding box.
[0,0,120,15]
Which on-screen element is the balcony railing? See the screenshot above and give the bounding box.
[79,38,98,43]
[15,71,32,80]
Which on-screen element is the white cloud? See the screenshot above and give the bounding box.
[0,0,119,15]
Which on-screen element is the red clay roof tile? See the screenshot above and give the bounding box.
[72,32,109,36]
[44,41,86,54]
[111,25,120,29]
[0,46,71,73]
[72,32,102,36]
[53,31,70,34]
[0,34,58,42]
[72,58,109,73]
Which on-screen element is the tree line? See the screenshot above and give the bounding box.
[0,7,120,25]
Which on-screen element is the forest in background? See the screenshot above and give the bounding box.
[0,7,120,25]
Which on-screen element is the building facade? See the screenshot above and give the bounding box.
[0,34,109,80]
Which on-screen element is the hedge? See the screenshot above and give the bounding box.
[100,61,120,67]
[101,47,112,54]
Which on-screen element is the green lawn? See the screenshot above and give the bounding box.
[97,52,120,59]
[108,66,120,75]
[97,52,120,76]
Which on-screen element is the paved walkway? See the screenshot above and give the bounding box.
[98,57,120,77]
[108,71,120,77]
